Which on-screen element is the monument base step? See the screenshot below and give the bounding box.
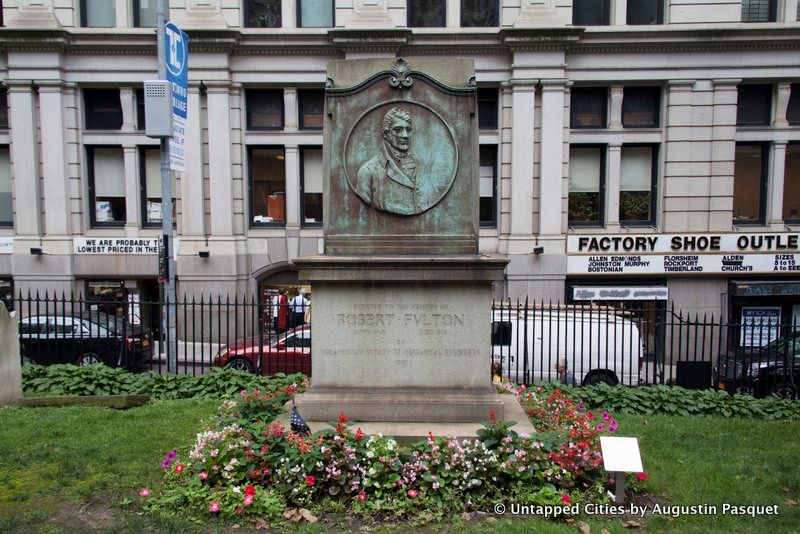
[281,394,534,445]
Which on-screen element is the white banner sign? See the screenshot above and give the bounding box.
[568,253,800,275]
[568,233,799,255]
[0,238,13,254]
[73,238,159,255]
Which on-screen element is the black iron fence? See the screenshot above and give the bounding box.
[10,293,799,399]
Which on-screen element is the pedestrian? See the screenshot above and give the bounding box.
[289,288,309,328]
[555,359,577,387]
[277,289,288,333]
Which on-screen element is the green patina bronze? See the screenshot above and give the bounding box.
[323,58,479,255]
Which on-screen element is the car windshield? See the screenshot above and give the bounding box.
[87,312,125,334]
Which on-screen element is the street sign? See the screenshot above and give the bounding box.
[164,21,188,172]
[158,235,169,283]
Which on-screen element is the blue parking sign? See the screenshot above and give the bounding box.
[164,22,188,171]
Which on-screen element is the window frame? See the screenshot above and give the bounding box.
[479,144,498,228]
[138,146,176,228]
[300,146,324,228]
[83,88,123,131]
[619,143,659,227]
[570,87,608,130]
[741,0,777,22]
[132,0,168,28]
[244,0,282,28]
[572,0,610,26]
[0,144,12,227]
[568,144,607,227]
[737,84,773,126]
[248,145,287,228]
[733,142,769,226]
[626,0,664,25]
[407,0,446,27]
[477,87,499,131]
[622,86,661,129]
[298,89,325,131]
[787,84,800,125]
[246,89,285,131]
[79,0,116,28]
[783,142,800,224]
[296,0,335,28]
[460,0,500,27]
[87,145,127,228]
[0,87,8,129]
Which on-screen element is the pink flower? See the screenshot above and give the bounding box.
[407,489,418,498]
[209,501,221,513]
[138,488,150,497]
[358,492,366,502]
[174,464,185,474]
[636,472,649,480]
[235,506,243,515]
[243,495,254,506]
[561,494,571,504]
[305,475,316,486]
[199,472,208,480]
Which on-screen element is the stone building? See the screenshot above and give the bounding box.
[0,0,798,328]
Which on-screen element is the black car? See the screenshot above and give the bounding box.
[19,312,152,369]
[715,332,800,399]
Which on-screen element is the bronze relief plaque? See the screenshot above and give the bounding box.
[324,58,479,255]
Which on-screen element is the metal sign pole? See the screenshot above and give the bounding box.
[156,0,177,374]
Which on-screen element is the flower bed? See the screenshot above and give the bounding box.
[141,382,635,524]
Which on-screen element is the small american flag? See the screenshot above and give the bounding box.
[290,405,311,436]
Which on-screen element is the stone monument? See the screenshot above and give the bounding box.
[293,58,508,423]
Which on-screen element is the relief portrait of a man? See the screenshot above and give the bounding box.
[356,107,423,216]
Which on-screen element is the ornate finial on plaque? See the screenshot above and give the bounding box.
[468,76,477,88]
[326,76,336,89]
[389,58,413,89]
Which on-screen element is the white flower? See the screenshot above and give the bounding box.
[233,486,241,494]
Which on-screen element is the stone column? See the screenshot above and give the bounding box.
[446,0,460,27]
[0,303,21,406]
[115,0,127,27]
[120,87,137,131]
[775,82,792,127]
[285,146,301,262]
[206,82,234,236]
[37,81,71,236]
[538,79,567,238]
[612,0,627,25]
[123,146,140,233]
[709,79,739,231]
[508,79,537,253]
[609,85,624,129]
[284,88,298,132]
[281,0,295,27]
[768,142,787,229]
[7,81,40,236]
[784,0,799,23]
[181,83,205,236]
[606,142,622,229]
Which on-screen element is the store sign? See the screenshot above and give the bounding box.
[73,238,159,255]
[0,238,13,254]
[567,233,800,275]
[572,286,668,301]
[740,307,781,347]
[165,21,189,172]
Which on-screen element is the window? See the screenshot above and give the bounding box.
[250,147,286,226]
[301,147,323,226]
[737,85,772,126]
[478,88,499,130]
[491,321,511,346]
[0,88,7,128]
[479,145,497,227]
[627,0,663,24]
[572,0,610,25]
[408,0,445,27]
[245,0,281,27]
[246,90,284,130]
[133,0,168,27]
[461,0,499,27]
[80,0,116,27]
[88,147,126,226]
[741,0,776,22]
[733,143,768,224]
[784,144,800,222]
[136,88,146,130]
[298,0,333,27]
[787,84,800,125]
[140,147,176,226]
[622,87,660,128]
[0,147,12,226]
[84,89,123,130]
[570,87,607,129]
[298,89,324,130]
[620,145,657,224]
[569,145,605,225]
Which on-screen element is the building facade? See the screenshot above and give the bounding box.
[0,0,798,326]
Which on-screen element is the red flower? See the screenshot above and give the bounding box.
[338,411,349,424]
[174,464,185,474]
[235,506,243,515]
[636,472,649,480]
[138,488,150,497]
[355,427,365,441]
[245,484,256,496]
[305,475,316,486]
[358,492,367,503]
[488,409,498,425]
[199,472,208,480]
[561,494,571,504]
[407,489,418,498]
[250,469,262,478]
[209,501,221,513]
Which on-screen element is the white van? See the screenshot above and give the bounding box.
[491,305,642,386]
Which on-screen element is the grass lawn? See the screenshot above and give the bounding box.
[0,400,798,533]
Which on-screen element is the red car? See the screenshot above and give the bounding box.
[213,325,311,376]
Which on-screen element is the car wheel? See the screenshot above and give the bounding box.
[584,373,617,386]
[76,353,102,366]
[770,382,798,400]
[225,357,254,373]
